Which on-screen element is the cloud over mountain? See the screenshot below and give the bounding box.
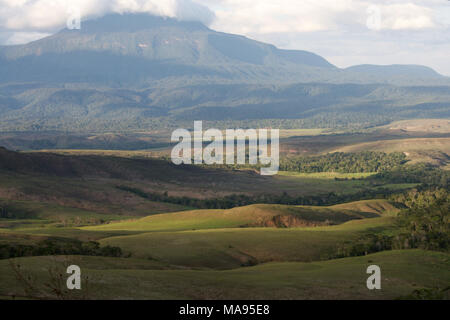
[0,0,215,35]
[0,1,449,75]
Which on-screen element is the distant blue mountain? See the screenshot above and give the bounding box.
[346,64,442,78]
[0,13,448,132]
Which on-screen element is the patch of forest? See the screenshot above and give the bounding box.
[280,151,408,173]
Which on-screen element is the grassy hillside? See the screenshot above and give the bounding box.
[97,216,395,269]
[0,199,132,228]
[1,199,397,269]
[1,250,448,299]
[380,119,450,133]
[0,147,420,216]
[85,200,396,233]
[332,137,450,154]
[331,200,400,216]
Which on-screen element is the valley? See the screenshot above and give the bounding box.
[0,118,448,300]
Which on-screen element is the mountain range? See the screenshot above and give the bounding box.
[0,13,449,132]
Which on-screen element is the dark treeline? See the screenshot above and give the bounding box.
[0,238,123,260]
[1,112,393,133]
[280,151,407,173]
[391,187,449,209]
[203,114,392,131]
[117,185,398,210]
[0,205,33,219]
[201,151,409,174]
[371,163,449,187]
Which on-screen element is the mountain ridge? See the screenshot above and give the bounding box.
[0,13,446,85]
[0,13,336,83]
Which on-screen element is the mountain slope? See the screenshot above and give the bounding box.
[346,64,441,78]
[0,14,337,85]
[1,13,446,85]
[0,13,448,132]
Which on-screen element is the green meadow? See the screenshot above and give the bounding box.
[1,250,448,300]
[84,200,395,232]
[3,196,436,300]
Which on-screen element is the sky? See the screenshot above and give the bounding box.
[0,0,449,75]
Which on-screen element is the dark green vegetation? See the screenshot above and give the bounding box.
[117,183,411,209]
[0,238,123,260]
[373,163,449,186]
[394,189,449,251]
[332,189,449,259]
[0,14,449,132]
[280,152,407,173]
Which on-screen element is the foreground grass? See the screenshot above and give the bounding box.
[0,250,448,300]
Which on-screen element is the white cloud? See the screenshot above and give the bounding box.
[0,31,51,45]
[200,0,438,34]
[378,3,435,30]
[0,0,443,34]
[202,0,357,34]
[0,0,215,32]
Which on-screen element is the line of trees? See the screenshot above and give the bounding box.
[117,185,398,209]
[280,151,408,173]
[0,239,123,260]
[371,163,449,187]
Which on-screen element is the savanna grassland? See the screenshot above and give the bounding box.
[0,119,449,300]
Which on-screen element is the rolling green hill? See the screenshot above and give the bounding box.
[85,200,397,232]
[95,214,395,269]
[97,219,392,269]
